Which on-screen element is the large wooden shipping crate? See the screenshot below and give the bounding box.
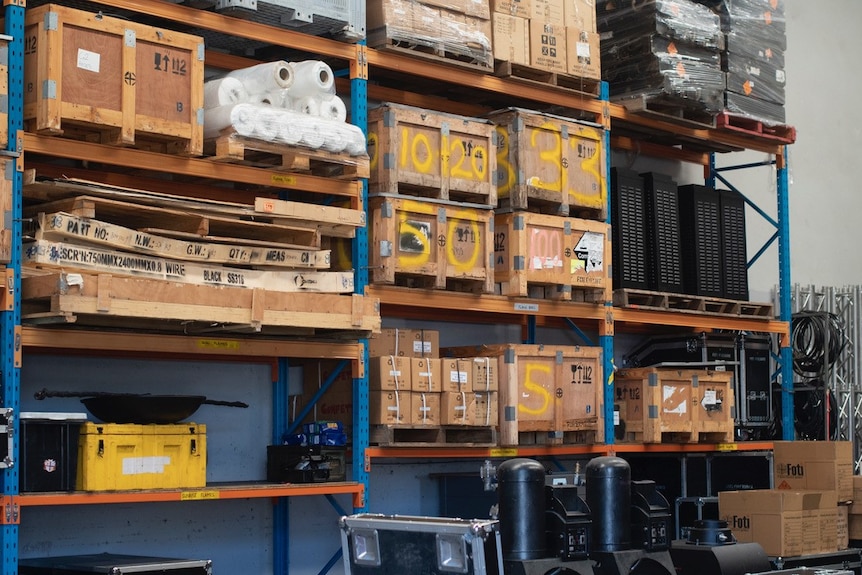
[23,4,204,155]
[369,195,495,293]
[614,367,735,444]
[445,343,603,446]
[495,211,611,301]
[488,108,606,218]
[368,103,498,206]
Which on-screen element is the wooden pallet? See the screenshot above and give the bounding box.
[517,429,602,446]
[367,28,493,72]
[715,112,797,144]
[496,282,607,303]
[494,60,601,96]
[205,132,370,180]
[614,289,774,318]
[369,424,497,447]
[616,430,735,445]
[614,94,717,129]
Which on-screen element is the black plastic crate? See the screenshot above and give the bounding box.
[719,189,750,300]
[20,412,88,492]
[643,172,685,293]
[678,184,723,297]
[611,168,650,290]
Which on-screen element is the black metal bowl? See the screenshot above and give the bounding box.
[80,395,208,424]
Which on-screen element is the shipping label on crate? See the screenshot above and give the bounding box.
[492,109,606,216]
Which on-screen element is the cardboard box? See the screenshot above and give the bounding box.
[529,21,566,73]
[565,28,601,80]
[531,0,564,23]
[422,0,491,19]
[818,491,839,553]
[441,358,474,392]
[410,392,441,426]
[300,360,354,441]
[773,441,853,501]
[441,391,498,426]
[718,489,834,557]
[469,357,499,392]
[370,390,410,425]
[563,0,596,32]
[411,357,442,392]
[493,13,530,65]
[837,503,850,550]
[491,0,530,18]
[368,328,440,358]
[850,511,862,541]
[370,356,411,391]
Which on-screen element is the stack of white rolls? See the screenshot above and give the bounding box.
[203,60,366,156]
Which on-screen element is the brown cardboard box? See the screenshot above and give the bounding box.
[531,0,564,22]
[370,390,411,424]
[817,491,839,554]
[441,391,498,425]
[441,358,474,392]
[411,357,442,392]
[850,512,862,540]
[411,392,441,425]
[423,0,491,19]
[492,14,529,64]
[852,474,862,502]
[493,14,530,65]
[563,0,596,32]
[837,503,850,550]
[773,441,854,501]
[566,28,601,80]
[368,328,440,358]
[491,0,530,17]
[529,21,566,73]
[369,356,411,391]
[719,489,833,557]
[469,357,499,392]
[300,360,354,440]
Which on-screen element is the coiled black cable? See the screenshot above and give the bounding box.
[790,311,847,378]
[793,384,838,441]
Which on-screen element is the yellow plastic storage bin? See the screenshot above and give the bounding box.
[76,422,206,491]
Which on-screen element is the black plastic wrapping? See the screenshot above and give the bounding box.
[724,90,786,125]
[723,53,786,105]
[724,30,785,68]
[597,0,723,50]
[696,0,786,48]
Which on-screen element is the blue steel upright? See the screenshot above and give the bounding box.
[599,81,615,445]
[776,147,793,439]
[1,3,23,574]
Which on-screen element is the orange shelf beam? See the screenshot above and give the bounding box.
[19,482,365,508]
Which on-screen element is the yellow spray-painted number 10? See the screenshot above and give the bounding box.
[394,128,488,181]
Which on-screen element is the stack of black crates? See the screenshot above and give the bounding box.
[597,0,726,116]
[611,169,749,301]
[697,0,787,124]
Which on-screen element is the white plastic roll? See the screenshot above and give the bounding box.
[227,61,294,96]
[253,105,280,142]
[248,90,287,107]
[294,95,321,117]
[203,103,257,139]
[317,94,347,123]
[338,122,368,156]
[296,116,325,150]
[287,60,336,99]
[275,110,303,146]
[320,119,347,153]
[204,76,249,109]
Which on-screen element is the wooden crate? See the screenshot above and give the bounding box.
[614,367,735,444]
[369,195,494,293]
[23,4,204,155]
[0,158,11,263]
[367,103,497,206]
[20,271,380,336]
[488,108,606,219]
[495,211,610,301]
[445,343,603,446]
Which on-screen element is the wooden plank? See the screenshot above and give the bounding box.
[35,212,330,269]
[255,196,365,235]
[24,240,354,293]
[24,195,321,248]
[21,272,381,334]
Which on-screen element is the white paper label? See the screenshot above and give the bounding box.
[388,370,402,377]
[77,48,101,73]
[576,42,591,58]
[414,341,432,353]
[122,456,170,475]
[663,385,687,414]
[703,390,718,406]
[776,70,786,83]
[450,370,468,384]
[614,411,620,425]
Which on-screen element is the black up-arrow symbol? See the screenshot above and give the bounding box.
[124,71,136,85]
